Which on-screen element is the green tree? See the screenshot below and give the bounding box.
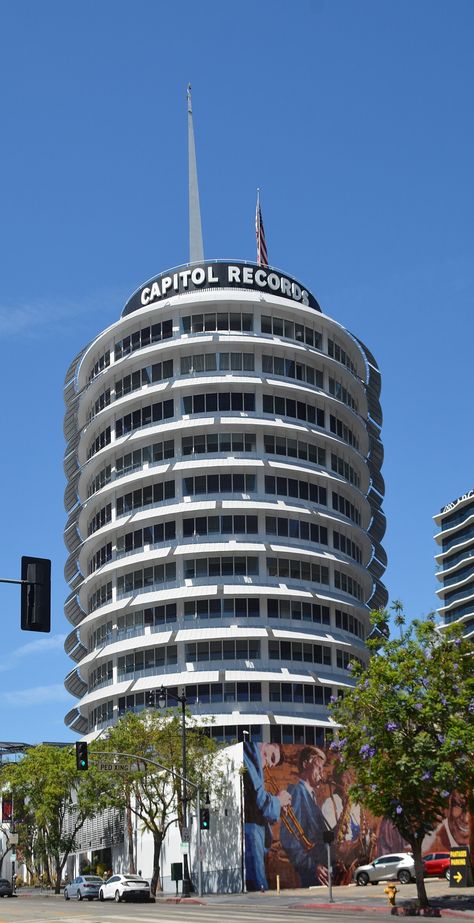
[2,745,103,893]
[329,608,474,909]
[92,709,224,895]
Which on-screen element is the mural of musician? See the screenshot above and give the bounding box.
[280,745,329,887]
[243,743,379,891]
[243,742,291,891]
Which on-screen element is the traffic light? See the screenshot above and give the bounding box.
[146,691,155,708]
[75,741,88,771]
[199,807,210,830]
[21,557,51,633]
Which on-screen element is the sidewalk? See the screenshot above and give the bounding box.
[156,881,474,917]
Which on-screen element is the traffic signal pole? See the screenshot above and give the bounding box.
[0,556,51,632]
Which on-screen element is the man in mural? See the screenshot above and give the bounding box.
[424,790,469,851]
[321,767,376,884]
[243,742,291,891]
[280,745,330,887]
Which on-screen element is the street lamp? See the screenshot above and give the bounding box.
[156,686,191,898]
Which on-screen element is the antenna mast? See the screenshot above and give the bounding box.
[187,84,204,263]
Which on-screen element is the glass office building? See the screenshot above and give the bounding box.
[434,490,474,635]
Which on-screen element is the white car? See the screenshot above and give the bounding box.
[99,873,151,902]
[354,853,415,886]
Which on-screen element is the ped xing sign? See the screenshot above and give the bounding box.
[450,847,473,887]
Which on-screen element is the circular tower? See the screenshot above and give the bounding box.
[64,260,387,743]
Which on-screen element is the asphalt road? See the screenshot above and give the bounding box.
[0,878,472,923]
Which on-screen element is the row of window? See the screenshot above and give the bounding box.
[262,393,325,428]
[267,557,329,585]
[334,570,364,602]
[328,338,357,376]
[115,399,174,438]
[88,603,179,650]
[88,476,361,537]
[181,351,255,373]
[329,414,359,450]
[115,480,175,517]
[87,315,359,392]
[86,434,360,500]
[183,392,255,414]
[116,564,176,600]
[116,522,176,556]
[89,553,365,612]
[89,661,113,691]
[441,543,474,572]
[182,474,255,496]
[441,520,474,553]
[88,350,110,383]
[269,639,331,665]
[92,351,260,421]
[87,599,365,652]
[182,312,253,334]
[115,360,174,399]
[328,377,358,412]
[88,700,331,747]
[114,319,173,360]
[117,645,178,678]
[87,503,111,537]
[260,314,321,348]
[262,354,323,389]
[87,426,111,460]
[94,513,358,575]
[269,682,332,705]
[87,391,362,460]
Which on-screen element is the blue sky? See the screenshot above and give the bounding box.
[0,0,473,744]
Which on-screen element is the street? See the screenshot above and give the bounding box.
[0,879,473,923]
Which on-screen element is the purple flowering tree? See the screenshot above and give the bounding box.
[330,606,474,908]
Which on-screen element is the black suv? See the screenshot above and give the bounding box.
[0,879,13,897]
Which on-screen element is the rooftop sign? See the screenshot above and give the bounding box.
[441,489,474,515]
[122,261,321,317]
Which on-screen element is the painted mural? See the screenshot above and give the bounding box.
[243,742,467,891]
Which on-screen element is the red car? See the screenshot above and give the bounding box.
[422,852,451,880]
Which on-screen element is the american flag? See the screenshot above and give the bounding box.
[256,191,269,267]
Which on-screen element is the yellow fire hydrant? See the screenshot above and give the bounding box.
[384,883,398,907]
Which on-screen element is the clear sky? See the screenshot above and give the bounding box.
[0,0,473,745]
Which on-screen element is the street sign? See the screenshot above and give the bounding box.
[180,842,189,853]
[9,834,18,845]
[181,826,190,841]
[10,854,16,862]
[450,847,473,887]
[96,760,135,772]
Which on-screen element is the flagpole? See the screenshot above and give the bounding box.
[255,188,268,267]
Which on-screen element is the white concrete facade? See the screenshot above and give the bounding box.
[63,261,387,744]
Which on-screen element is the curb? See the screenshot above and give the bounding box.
[292,902,474,918]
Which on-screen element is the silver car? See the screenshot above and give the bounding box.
[354,853,415,886]
[64,875,103,901]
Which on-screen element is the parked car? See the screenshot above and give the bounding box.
[0,879,13,898]
[354,853,415,886]
[423,852,451,880]
[64,875,103,901]
[99,873,151,902]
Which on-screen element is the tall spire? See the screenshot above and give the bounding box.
[187,84,204,263]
